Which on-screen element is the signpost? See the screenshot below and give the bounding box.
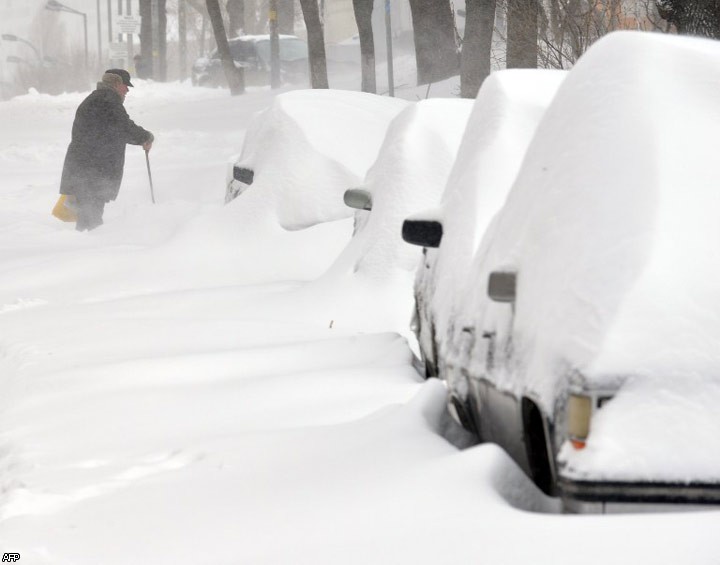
[114,14,141,35]
[109,41,128,61]
[110,14,139,69]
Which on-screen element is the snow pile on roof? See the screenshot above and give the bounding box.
[464,31,720,479]
[233,89,408,230]
[422,69,566,340]
[476,31,720,389]
[325,98,473,280]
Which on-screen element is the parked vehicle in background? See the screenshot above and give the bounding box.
[334,98,472,280]
[402,68,566,380]
[225,89,408,231]
[407,31,720,509]
[192,35,309,87]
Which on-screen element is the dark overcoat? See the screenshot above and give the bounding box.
[60,84,153,202]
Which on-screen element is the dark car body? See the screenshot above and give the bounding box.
[192,35,308,87]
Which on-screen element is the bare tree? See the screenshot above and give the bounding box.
[139,0,169,80]
[278,0,296,34]
[158,0,169,80]
[139,0,154,75]
[352,0,376,93]
[241,0,269,35]
[206,0,245,94]
[408,0,461,84]
[226,0,245,36]
[507,0,539,67]
[299,0,329,88]
[461,0,497,98]
[657,0,720,38]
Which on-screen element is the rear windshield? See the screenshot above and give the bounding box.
[228,41,258,61]
[255,38,308,64]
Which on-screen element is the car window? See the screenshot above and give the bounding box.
[228,40,257,61]
[255,39,308,64]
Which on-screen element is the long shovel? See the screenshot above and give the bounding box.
[145,149,156,204]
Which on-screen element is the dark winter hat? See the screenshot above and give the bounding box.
[105,68,134,87]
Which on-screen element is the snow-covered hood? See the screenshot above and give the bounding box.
[235,89,408,230]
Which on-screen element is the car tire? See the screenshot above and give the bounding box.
[521,398,556,496]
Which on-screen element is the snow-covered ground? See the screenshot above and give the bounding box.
[0,74,719,564]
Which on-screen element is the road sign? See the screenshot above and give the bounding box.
[109,41,128,60]
[114,15,141,35]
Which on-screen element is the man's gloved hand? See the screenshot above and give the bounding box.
[143,132,154,152]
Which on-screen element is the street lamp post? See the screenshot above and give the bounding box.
[2,34,43,91]
[5,54,41,91]
[97,0,102,73]
[1,34,42,63]
[6,55,32,66]
[384,0,394,97]
[45,0,88,72]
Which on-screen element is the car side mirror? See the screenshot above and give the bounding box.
[402,219,443,248]
[488,271,517,303]
[233,166,254,185]
[344,188,373,211]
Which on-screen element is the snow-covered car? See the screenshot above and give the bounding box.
[192,35,308,87]
[410,31,720,508]
[225,89,408,230]
[401,69,566,379]
[335,98,473,281]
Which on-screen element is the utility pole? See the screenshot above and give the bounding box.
[117,0,123,68]
[385,0,394,96]
[269,0,280,88]
[126,0,134,64]
[97,0,102,73]
[179,0,187,80]
[151,0,160,79]
[107,0,112,43]
[107,0,114,67]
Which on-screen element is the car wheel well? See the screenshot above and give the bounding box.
[521,397,556,496]
[449,394,479,437]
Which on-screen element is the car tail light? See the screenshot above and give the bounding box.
[567,394,592,449]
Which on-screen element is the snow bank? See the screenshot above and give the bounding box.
[233,89,408,230]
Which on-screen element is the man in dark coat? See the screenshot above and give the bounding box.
[59,69,154,231]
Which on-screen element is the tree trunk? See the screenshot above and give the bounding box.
[656,0,720,38]
[461,0,496,98]
[299,0,329,88]
[139,0,153,77]
[407,0,460,85]
[206,0,245,94]
[352,0,376,93]
[158,0,168,81]
[179,0,188,80]
[507,0,539,68]
[226,0,245,37]
[278,0,296,35]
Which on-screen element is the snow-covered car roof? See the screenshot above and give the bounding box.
[467,31,720,481]
[422,69,566,337]
[324,98,473,278]
[232,89,408,230]
[232,34,302,42]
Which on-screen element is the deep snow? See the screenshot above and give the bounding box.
[0,71,718,563]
